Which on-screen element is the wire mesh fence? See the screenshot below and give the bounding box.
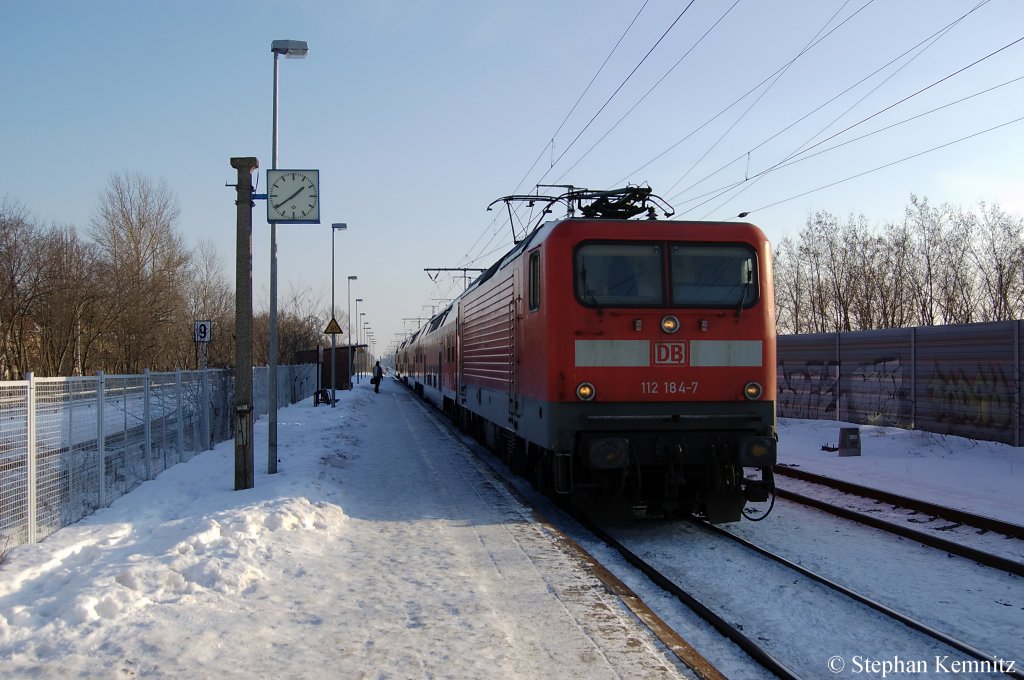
[0,365,316,551]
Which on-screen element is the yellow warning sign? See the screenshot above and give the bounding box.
[324,318,343,335]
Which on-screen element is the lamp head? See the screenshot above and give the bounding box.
[271,40,309,58]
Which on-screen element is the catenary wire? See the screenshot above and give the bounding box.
[616,0,874,188]
[669,73,1024,212]
[462,0,693,262]
[532,0,698,190]
[662,0,874,198]
[731,115,1024,217]
[552,0,743,184]
[683,10,972,216]
[687,31,1024,217]
[667,0,992,206]
[456,1,651,271]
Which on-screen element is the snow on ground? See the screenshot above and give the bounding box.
[776,417,1024,525]
[0,376,1021,678]
[0,379,691,679]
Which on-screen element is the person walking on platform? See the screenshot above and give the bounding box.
[372,361,384,394]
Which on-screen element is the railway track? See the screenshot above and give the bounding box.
[578,510,1024,680]
[410,394,1023,678]
[773,464,1024,576]
[570,510,802,680]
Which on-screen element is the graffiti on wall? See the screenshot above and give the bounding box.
[779,355,1018,445]
[778,360,839,419]
[845,358,911,427]
[779,357,911,425]
[778,326,1022,446]
[926,362,1014,430]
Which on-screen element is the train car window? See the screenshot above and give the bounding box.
[529,250,541,311]
[670,244,759,307]
[575,242,663,307]
[427,309,448,333]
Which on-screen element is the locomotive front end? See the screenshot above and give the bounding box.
[542,219,777,523]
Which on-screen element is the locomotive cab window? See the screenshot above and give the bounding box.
[575,242,663,307]
[670,244,758,308]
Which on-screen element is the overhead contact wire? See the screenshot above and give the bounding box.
[554,0,743,185]
[669,73,1024,212]
[691,30,1023,218]
[669,0,992,206]
[757,22,1021,186]
[687,3,983,217]
[464,1,652,262]
[743,116,1024,215]
[535,0,698,189]
[663,0,873,198]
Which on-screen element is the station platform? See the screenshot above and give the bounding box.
[288,376,698,678]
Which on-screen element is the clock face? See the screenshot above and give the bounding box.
[267,169,320,223]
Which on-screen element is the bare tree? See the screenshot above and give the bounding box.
[0,199,45,379]
[774,235,812,334]
[938,208,977,325]
[773,196,1023,334]
[971,203,1024,321]
[186,239,234,368]
[278,283,327,363]
[903,195,958,326]
[33,226,102,376]
[90,172,191,372]
[876,221,917,328]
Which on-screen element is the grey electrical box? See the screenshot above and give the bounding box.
[839,427,861,457]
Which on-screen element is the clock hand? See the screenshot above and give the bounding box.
[273,186,305,210]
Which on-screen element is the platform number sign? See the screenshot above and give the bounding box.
[194,320,213,344]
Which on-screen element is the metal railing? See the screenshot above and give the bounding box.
[0,365,316,551]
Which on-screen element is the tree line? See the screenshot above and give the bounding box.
[773,195,1024,335]
[0,172,332,380]
[6,177,1019,378]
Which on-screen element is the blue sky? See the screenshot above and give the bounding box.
[4,0,1023,355]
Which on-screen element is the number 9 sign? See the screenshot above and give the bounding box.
[194,320,213,343]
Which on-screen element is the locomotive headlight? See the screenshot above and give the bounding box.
[576,382,596,401]
[660,315,680,334]
[743,381,763,400]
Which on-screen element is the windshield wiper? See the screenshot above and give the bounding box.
[736,271,752,317]
[581,261,599,305]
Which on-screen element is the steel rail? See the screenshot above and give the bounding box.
[774,465,1024,539]
[775,487,1024,577]
[571,510,804,680]
[702,522,1024,680]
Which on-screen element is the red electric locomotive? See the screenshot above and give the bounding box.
[396,187,776,523]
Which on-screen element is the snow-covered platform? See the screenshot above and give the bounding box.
[0,378,697,679]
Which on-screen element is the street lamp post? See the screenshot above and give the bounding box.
[347,276,357,389]
[360,313,366,372]
[354,298,363,383]
[268,38,308,474]
[330,223,347,406]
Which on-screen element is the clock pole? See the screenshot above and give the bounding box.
[267,39,308,474]
[268,44,281,475]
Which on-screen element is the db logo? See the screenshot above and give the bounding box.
[653,342,687,365]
